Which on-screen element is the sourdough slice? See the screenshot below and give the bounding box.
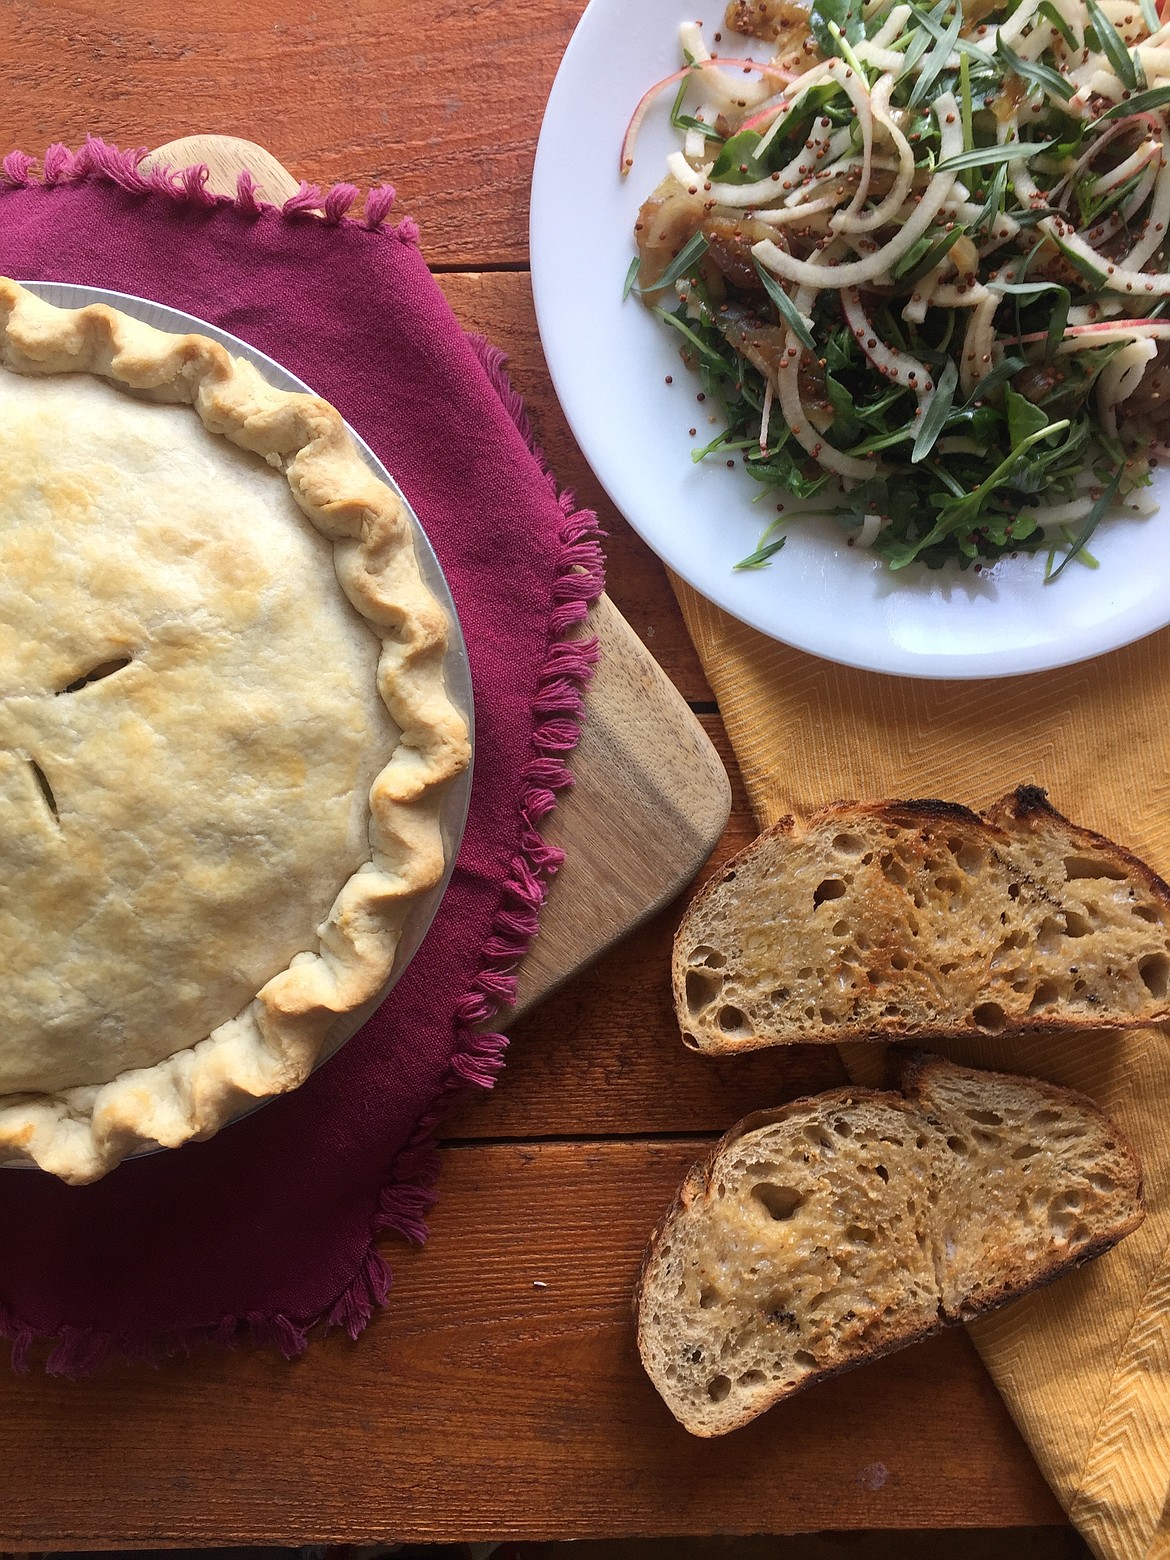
[635,1053,1143,1435]
[674,785,1170,1053]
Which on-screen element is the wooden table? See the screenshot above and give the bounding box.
[0,1,1069,1548]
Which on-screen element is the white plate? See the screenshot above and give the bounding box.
[4,282,475,1166]
[530,0,1170,679]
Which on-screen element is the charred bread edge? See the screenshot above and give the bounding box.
[633,1051,1146,1435]
[672,786,1170,1052]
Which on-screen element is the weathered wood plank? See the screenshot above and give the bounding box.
[444,719,853,1140]
[0,0,584,268]
[436,270,714,705]
[0,1143,1062,1549]
[0,5,1069,1544]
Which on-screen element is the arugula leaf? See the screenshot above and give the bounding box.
[808,0,863,56]
[710,129,765,182]
[912,357,960,462]
[936,138,1059,173]
[1092,85,1170,124]
[1038,0,1078,49]
[1047,467,1124,579]
[996,38,1074,101]
[652,231,709,293]
[825,373,863,446]
[892,224,968,285]
[753,257,816,351]
[1004,384,1049,449]
[1085,0,1140,89]
[886,419,1072,567]
[824,327,855,375]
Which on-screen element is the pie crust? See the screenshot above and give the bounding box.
[0,278,471,1183]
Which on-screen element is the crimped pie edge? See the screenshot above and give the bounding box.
[0,276,471,1183]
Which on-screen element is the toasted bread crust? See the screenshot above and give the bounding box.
[673,786,1170,1053]
[634,1054,1144,1435]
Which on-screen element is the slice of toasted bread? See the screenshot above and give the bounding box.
[674,785,1170,1053]
[635,1053,1144,1435]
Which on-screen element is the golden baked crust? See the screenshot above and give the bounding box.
[673,786,1170,1053]
[635,1053,1145,1436]
[0,278,470,1183]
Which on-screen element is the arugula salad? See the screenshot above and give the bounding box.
[623,0,1170,574]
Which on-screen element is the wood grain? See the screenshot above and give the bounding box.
[0,8,1068,1545]
[445,719,855,1140]
[434,269,715,705]
[2,0,583,268]
[0,1143,1062,1549]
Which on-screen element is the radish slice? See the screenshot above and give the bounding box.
[678,21,711,64]
[706,123,839,208]
[960,267,1013,399]
[869,4,911,48]
[753,93,964,293]
[753,62,837,158]
[684,101,718,164]
[781,127,855,204]
[620,57,797,174]
[1011,320,1170,346]
[1040,214,1170,296]
[843,287,933,398]
[823,59,877,229]
[998,0,1043,46]
[775,253,878,480]
[855,40,905,71]
[754,194,844,224]
[1069,69,1127,106]
[834,72,915,234]
[1098,338,1159,438]
[1091,141,1161,194]
[902,271,940,325]
[1119,127,1170,272]
[667,150,713,190]
[1020,492,1158,527]
[930,282,993,307]
[854,512,887,546]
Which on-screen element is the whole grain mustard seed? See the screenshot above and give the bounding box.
[628,5,1165,576]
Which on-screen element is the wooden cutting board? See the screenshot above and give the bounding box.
[149,136,732,1017]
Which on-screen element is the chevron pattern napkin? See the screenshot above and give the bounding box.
[674,580,1170,1560]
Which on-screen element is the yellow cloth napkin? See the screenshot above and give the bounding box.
[673,578,1170,1560]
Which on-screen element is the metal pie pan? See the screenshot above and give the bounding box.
[1,282,475,1169]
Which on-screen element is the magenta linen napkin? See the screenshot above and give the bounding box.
[0,139,604,1373]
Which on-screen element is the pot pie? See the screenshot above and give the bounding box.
[0,278,471,1184]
